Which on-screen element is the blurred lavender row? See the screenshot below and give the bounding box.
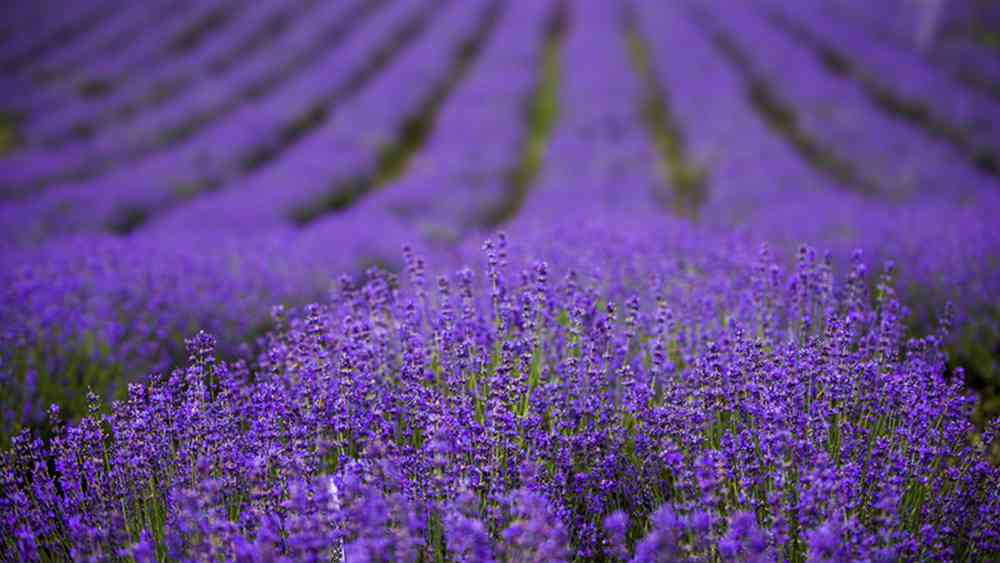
[25,0,307,146]
[0,0,123,74]
[758,0,999,167]
[153,0,501,237]
[819,0,1000,93]
[0,0,436,241]
[695,0,997,202]
[0,0,367,194]
[2,0,230,114]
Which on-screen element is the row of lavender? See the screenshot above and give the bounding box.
[2,0,995,243]
[0,0,390,209]
[2,0,999,559]
[0,0,366,195]
[14,0,298,134]
[2,0,241,117]
[759,0,999,172]
[817,0,1000,97]
[0,0,124,76]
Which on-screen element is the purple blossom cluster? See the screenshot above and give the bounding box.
[0,232,329,438]
[2,0,1000,559]
[3,234,999,560]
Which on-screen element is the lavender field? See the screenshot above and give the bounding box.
[1,0,999,560]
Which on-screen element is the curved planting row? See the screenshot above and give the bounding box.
[694,1,998,203]
[20,1,186,89]
[304,0,559,241]
[0,0,373,198]
[816,0,1000,98]
[630,1,1000,326]
[0,0,442,244]
[0,0,123,75]
[151,0,503,237]
[759,0,1000,175]
[25,0,315,148]
[2,0,234,115]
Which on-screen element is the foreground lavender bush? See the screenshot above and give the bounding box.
[0,232,330,443]
[3,237,997,561]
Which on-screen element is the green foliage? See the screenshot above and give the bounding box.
[0,113,19,154]
[78,79,113,98]
[949,314,1000,430]
[1,337,127,447]
[627,28,708,216]
[488,14,563,227]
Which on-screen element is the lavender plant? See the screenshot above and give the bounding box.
[2,237,997,561]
